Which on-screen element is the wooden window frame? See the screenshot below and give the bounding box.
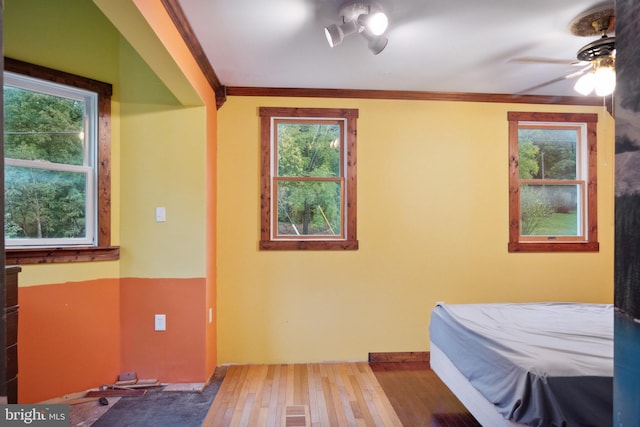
[4,58,119,264]
[508,111,599,253]
[259,107,358,250]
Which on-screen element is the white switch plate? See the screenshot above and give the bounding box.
[155,207,166,222]
[154,314,166,331]
[209,307,213,324]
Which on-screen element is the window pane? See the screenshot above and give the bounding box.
[520,184,580,236]
[4,85,85,166]
[276,180,342,236]
[518,128,577,180]
[277,122,341,177]
[5,166,87,239]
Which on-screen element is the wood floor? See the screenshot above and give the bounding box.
[202,361,480,427]
[370,362,480,427]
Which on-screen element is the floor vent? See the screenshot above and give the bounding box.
[284,405,309,427]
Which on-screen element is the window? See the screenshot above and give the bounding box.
[259,107,358,250]
[4,58,118,263]
[508,112,598,252]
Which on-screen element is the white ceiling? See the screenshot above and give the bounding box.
[177,0,614,97]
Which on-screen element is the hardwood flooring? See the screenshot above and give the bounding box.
[202,362,480,427]
[202,362,402,427]
[371,362,481,427]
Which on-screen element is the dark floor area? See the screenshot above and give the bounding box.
[89,367,226,427]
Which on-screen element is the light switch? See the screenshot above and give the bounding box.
[155,207,166,222]
[154,314,166,331]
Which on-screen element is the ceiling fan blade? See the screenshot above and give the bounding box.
[510,57,584,66]
[515,64,593,95]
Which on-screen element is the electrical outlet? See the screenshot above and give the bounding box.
[155,207,166,222]
[154,314,166,331]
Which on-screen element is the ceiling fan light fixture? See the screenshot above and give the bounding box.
[573,57,616,97]
[594,66,616,96]
[574,72,596,95]
[571,15,616,97]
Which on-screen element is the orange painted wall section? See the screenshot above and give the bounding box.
[18,279,121,403]
[119,278,207,383]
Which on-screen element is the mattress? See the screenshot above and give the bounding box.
[429,302,613,427]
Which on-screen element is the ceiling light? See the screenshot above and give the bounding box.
[594,65,616,96]
[362,31,388,55]
[573,55,616,96]
[324,20,359,48]
[574,72,596,96]
[571,12,616,97]
[324,1,389,54]
[359,11,388,36]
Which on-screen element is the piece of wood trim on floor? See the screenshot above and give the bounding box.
[163,383,206,392]
[368,351,430,363]
[63,397,102,406]
[86,389,146,397]
[40,390,91,404]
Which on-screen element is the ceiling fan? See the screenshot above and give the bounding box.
[516,5,616,96]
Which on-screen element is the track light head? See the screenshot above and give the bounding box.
[362,31,388,55]
[358,11,388,36]
[324,1,389,54]
[324,20,359,47]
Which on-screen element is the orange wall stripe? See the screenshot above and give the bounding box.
[18,279,121,403]
[120,277,207,382]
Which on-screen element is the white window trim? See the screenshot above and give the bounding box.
[4,72,98,248]
[269,116,349,241]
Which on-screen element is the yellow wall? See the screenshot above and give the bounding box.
[217,96,614,364]
[117,59,207,278]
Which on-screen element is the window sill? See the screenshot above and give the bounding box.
[260,240,359,250]
[6,246,120,264]
[508,242,599,253]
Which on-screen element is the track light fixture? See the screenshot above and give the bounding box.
[324,1,389,55]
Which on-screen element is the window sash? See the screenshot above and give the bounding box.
[518,181,585,241]
[4,69,98,248]
[516,123,587,240]
[271,117,347,241]
[5,160,95,246]
[272,177,345,240]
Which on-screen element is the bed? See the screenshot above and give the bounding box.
[429,302,613,427]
